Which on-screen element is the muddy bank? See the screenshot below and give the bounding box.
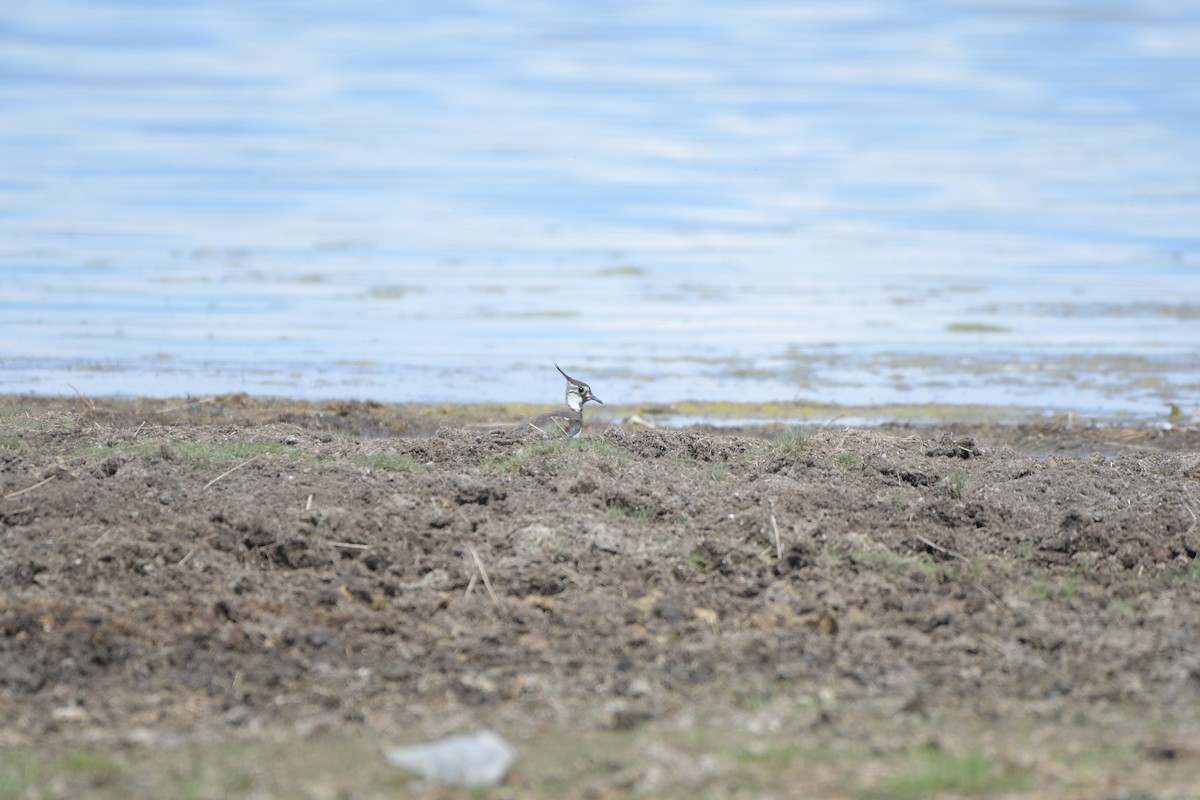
[1,395,1198,759]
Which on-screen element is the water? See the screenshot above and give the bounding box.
[2,1,1198,419]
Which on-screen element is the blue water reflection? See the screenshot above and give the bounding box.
[1,2,1198,417]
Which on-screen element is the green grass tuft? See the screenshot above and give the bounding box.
[860,747,1029,799]
[58,750,121,778]
[0,408,75,432]
[852,549,949,581]
[568,438,626,464]
[1033,575,1079,600]
[491,437,626,474]
[176,441,290,467]
[490,441,565,473]
[834,451,862,469]
[775,428,811,456]
[358,453,425,473]
[607,498,651,524]
[948,470,967,499]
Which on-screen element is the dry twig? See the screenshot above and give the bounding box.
[202,456,257,490]
[67,383,96,411]
[913,532,966,561]
[4,475,56,500]
[770,511,783,560]
[914,533,1008,611]
[469,545,500,607]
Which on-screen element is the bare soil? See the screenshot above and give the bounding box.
[2,395,1199,796]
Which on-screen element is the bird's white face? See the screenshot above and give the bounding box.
[565,381,601,411]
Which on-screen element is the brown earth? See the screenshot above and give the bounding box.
[2,395,1199,796]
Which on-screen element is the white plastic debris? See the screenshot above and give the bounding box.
[383,729,517,789]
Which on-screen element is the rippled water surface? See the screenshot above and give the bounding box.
[2,1,1198,418]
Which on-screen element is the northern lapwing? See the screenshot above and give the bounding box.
[519,363,603,438]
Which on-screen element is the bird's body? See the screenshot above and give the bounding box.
[518,364,602,439]
[523,408,585,439]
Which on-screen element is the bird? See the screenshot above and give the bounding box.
[518,363,603,438]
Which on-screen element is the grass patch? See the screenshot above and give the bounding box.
[1033,575,1080,600]
[819,545,847,565]
[707,463,729,481]
[834,451,862,469]
[491,437,626,475]
[357,453,425,473]
[1178,556,1200,584]
[948,470,967,499]
[607,498,651,524]
[569,438,626,464]
[728,742,801,771]
[851,549,949,581]
[0,705,1195,798]
[775,427,811,456]
[490,448,532,473]
[491,441,564,474]
[0,408,75,432]
[58,750,122,779]
[0,736,412,800]
[0,749,122,797]
[175,441,291,467]
[0,433,20,449]
[890,488,913,511]
[860,747,1030,799]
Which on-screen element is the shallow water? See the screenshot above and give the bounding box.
[2,2,1198,418]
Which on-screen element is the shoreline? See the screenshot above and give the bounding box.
[2,392,1196,452]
